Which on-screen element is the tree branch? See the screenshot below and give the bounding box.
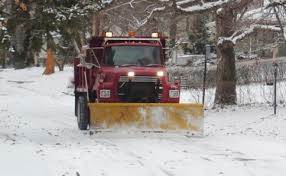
[218,25,281,46]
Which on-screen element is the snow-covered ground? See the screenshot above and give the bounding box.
[0,67,286,176]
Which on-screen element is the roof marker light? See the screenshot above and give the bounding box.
[105,32,113,37]
[128,31,136,37]
[151,33,159,38]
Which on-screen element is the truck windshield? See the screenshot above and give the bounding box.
[105,46,161,66]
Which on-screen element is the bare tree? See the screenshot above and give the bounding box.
[151,0,285,106]
[266,0,286,42]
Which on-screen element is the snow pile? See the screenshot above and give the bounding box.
[0,67,286,176]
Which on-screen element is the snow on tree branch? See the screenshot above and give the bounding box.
[176,0,234,14]
[218,25,281,46]
[138,6,166,27]
[266,0,286,7]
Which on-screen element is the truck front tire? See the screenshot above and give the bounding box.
[76,96,90,130]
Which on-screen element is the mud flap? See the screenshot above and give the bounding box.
[88,103,204,135]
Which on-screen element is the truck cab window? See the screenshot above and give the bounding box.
[105,46,161,66]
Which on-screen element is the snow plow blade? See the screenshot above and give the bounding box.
[88,103,204,135]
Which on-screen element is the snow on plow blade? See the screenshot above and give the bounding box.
[88,103,204,135]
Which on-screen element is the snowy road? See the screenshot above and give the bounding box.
[0,68,286,176]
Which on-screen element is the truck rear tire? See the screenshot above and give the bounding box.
[76,96,90,130]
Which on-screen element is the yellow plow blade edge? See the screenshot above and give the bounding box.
[88,103,204,135]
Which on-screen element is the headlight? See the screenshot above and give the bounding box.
[128,71,135,77]
[157,71,164,77]
[100,90,111,98]
[169,90,180,98]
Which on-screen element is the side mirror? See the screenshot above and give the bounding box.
[173,76,181,83]
[174,79,180,85]
[163,48,171,63]
[87,47,104,66]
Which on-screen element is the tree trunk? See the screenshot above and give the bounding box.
[1,51,6,68]
[56,59,65,71]
[186,17,190,32]
[33,51,40,67]
[43,48,55,75]
[169,0,177,47]
[214,9,237,106]
[43,32,56,75]
[1,58,5,69]
[92,12,101,37]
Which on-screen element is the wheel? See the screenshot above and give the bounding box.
[76,96,90,130]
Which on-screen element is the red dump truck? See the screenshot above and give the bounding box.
[74,32,203,135]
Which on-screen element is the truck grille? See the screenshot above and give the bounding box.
[119,76,158,83]
[118,76,162,103]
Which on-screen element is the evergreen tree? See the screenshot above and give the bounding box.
[188,15,210,54]
[3,0,111,69]
[0,3,11,68]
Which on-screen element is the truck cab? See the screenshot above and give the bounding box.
[72,32,206,132]
[74,32,180,105]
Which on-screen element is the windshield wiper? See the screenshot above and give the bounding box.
[119,64,137,67]
[145,64,161,67]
